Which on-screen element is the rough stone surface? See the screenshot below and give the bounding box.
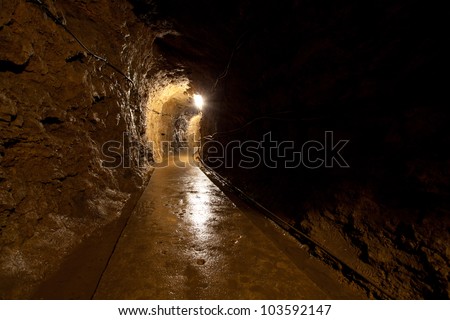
[0,0,159,298]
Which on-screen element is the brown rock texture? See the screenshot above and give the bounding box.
[0,0,158,298]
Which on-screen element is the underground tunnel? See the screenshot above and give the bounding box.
[0,0,448,299]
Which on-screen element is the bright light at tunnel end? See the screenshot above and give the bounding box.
[193,94,204,110]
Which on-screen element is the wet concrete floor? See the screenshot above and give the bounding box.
[93,156,364,299]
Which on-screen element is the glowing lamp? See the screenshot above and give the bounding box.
[193,94,204,110]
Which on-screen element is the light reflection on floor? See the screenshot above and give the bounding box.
[92,151,365,299]
[186,170,213,244]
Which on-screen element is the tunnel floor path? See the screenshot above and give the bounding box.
[93,156,364,299]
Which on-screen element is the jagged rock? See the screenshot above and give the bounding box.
[0,27,33,68]
[0,94,17,122]
[0,0,154,298]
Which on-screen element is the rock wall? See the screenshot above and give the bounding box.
[0,0,156,298]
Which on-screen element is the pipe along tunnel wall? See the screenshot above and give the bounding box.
[0,0,449,298]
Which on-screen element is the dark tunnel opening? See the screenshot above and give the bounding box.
[0,0,448,299]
